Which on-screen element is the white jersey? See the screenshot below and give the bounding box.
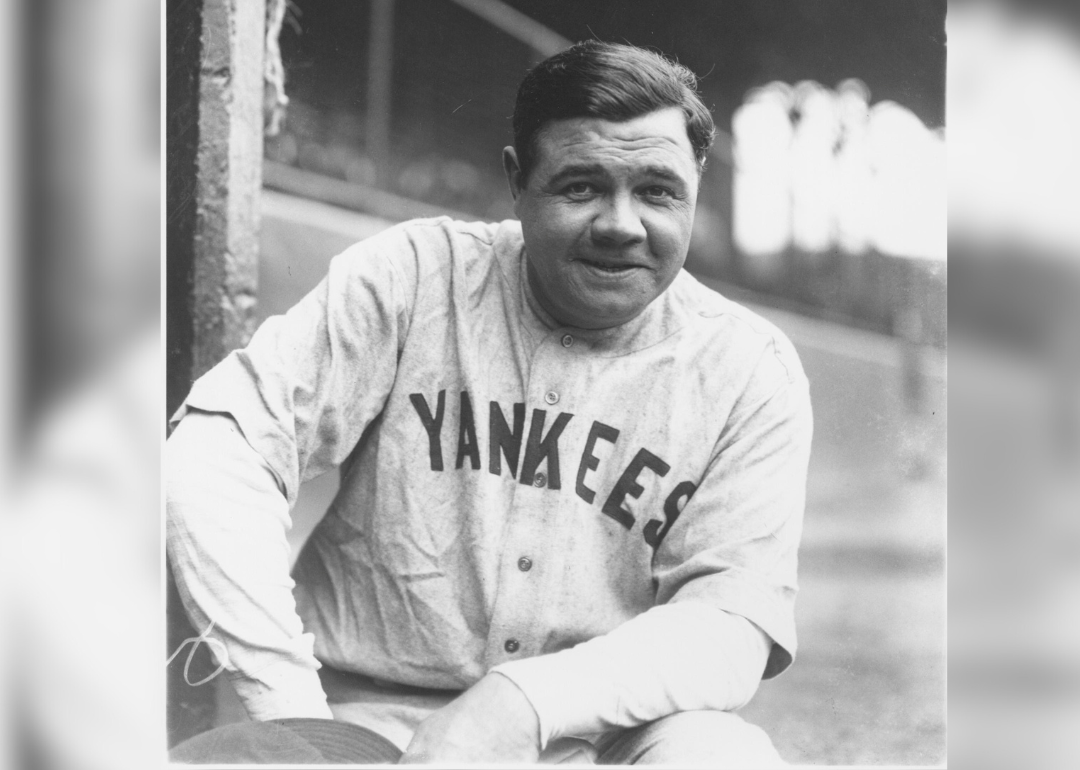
[171,217,812,740]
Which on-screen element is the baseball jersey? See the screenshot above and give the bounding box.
[170,216,812,739]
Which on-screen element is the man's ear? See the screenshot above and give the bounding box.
[503,146,524,201]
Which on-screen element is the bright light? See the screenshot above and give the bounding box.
[790,81,840,253]
[732,83,794,256]
[733,79,946,262]
[867,102,947,261]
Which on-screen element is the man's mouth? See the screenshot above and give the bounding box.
[578,258,640,274]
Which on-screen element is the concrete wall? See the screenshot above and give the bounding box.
[166,0,267,746]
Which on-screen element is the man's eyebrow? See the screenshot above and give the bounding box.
[635,166,691,186]
[547,164,607,185]
[546,164,690,186]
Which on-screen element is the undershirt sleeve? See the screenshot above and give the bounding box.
[492,603,771,748]
[167,410,334,720]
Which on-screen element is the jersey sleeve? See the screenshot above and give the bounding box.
[652,344,812,678]
[167,223,420,719]
[173,222,419,504]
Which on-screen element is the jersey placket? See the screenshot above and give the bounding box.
[482,329,581,669]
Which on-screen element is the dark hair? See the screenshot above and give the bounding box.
[512,40,715,180]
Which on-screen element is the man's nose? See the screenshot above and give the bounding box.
[591,192,646,246]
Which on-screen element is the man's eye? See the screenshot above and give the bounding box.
[565,182,594,196]
[642,185,674,200]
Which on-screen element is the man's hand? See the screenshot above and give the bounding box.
[399,672,541,764]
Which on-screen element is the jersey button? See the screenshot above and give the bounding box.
[544,391,559,405]
[504,638,520,653]
[532,472,546,488]
[561,334,574,348]
[517,557,533,572]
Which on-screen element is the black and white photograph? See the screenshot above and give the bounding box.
[164,2,946,765]
[7,0,1080,768]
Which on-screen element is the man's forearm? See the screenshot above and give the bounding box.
[492,601,771,748]
[167,411,332,720]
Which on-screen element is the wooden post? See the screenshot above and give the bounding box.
[168,0,264,416]
[166,0,266,745]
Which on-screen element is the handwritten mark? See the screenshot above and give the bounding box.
[166,620,230,686]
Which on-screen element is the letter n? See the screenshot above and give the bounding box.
[489,401,526,479]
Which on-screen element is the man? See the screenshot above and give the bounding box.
[167,41,812,765]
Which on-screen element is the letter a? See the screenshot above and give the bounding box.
[456,391,481,470]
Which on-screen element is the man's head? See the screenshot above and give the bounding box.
[511,41,716,183]
[504,41,716,330]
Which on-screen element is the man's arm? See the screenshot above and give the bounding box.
[400,605,768,763]
[167,411,333,719]
[166,225,415,720]
[492,603,771,748]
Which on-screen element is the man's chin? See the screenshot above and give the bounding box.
[560,297,649,330]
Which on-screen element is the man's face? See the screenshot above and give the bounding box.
[504,108,700,330]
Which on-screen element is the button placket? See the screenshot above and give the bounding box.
[482,443,545,666]
[482,330,576,667]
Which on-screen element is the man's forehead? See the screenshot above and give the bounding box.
[534,109,698,173]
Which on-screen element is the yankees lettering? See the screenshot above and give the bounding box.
[409,391,696,545]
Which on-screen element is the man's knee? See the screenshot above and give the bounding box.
[597,710,784,767]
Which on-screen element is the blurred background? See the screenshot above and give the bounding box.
[949,2,1080,769]
[2,0,1079,767]
[257,0,947,348]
